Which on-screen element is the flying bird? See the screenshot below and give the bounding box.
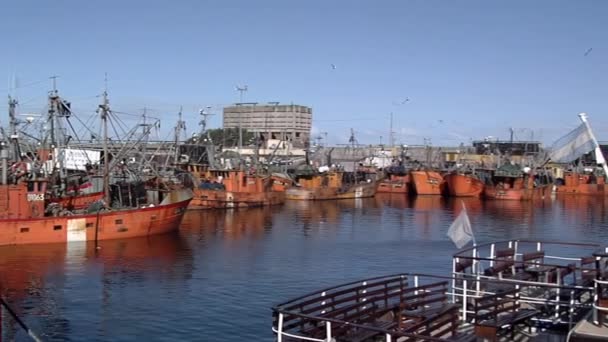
[584,48,593,56]
[401,98,410,104]
[330,64,336,70]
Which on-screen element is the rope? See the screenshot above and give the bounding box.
[0,298,43,341]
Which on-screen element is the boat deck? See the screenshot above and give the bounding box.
[272,239,608,341]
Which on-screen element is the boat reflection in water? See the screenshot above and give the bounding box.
[0,233,193,340]
[180,207,275,241]
[556,194,607,227]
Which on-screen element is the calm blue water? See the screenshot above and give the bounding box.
[1,194,607,341]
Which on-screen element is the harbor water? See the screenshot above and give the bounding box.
[1,194,607,341]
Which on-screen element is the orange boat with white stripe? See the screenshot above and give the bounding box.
[0,178,192,246]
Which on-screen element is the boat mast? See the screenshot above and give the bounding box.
[48,76,59,149]
[99,90,111,205]
[578,113,608,178]
[8,95,20,160]
[173,106,185,164]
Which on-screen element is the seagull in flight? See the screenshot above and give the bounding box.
[584,48,593,56]
[401,98,410,104]
[330,63,336,70]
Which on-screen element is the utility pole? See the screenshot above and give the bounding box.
[389,112,394,148]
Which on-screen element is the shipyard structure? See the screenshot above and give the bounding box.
[223,103,312,148]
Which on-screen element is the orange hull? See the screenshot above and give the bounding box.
[410,171,445,195]
[377,175,409,194]
[0,193,191,246]
[556,173,606,195]
[50,191,104,210]
[444,174,484,197]
[189,189,285,209]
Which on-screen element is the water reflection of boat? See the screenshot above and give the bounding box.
[411,195,445,211]
[0,233,190,299]
[374,193,410,209]
[180,207,274,240]
[445,197,483,216]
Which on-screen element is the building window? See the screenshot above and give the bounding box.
[86,222,94,228]
[53,225,62,231]
[115,219,123,225]
[20,227,29,233]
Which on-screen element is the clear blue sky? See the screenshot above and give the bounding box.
[0,0,607,146]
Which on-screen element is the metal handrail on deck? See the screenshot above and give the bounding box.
[0,298,43,341]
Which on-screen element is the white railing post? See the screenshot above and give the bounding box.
[555,269,561,318]
[277,313,284,342]
[490,243,495,267]
[462,279,468,322]
[414,275,419,296]
[452,258,457,303]
[537,242,542,252]
[325,321,332,341]
[593,280,599,324]
[386,333,392,342]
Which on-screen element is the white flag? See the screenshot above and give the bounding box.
[549,123,597,163]
[447,208,474,249]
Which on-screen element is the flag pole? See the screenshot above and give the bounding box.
[579,113,608,179]
[461,200,476,246]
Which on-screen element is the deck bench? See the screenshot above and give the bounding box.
[473,287,537,340]
[483,259,514,278]
[341,320,396,342]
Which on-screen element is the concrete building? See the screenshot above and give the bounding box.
[223,103,312,147]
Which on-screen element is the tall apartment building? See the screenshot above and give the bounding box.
[222,103,312,147]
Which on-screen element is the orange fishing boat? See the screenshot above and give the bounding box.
[50,190,104,210]
[483,165,550,201]
[444,172,484,197]
[410,170,445,195]
[286,169,376,200]
[0,177,192,246]
[555,171,606,195]
[184,164,285,209]
[377,165,410,194]
[0,91,192,246]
